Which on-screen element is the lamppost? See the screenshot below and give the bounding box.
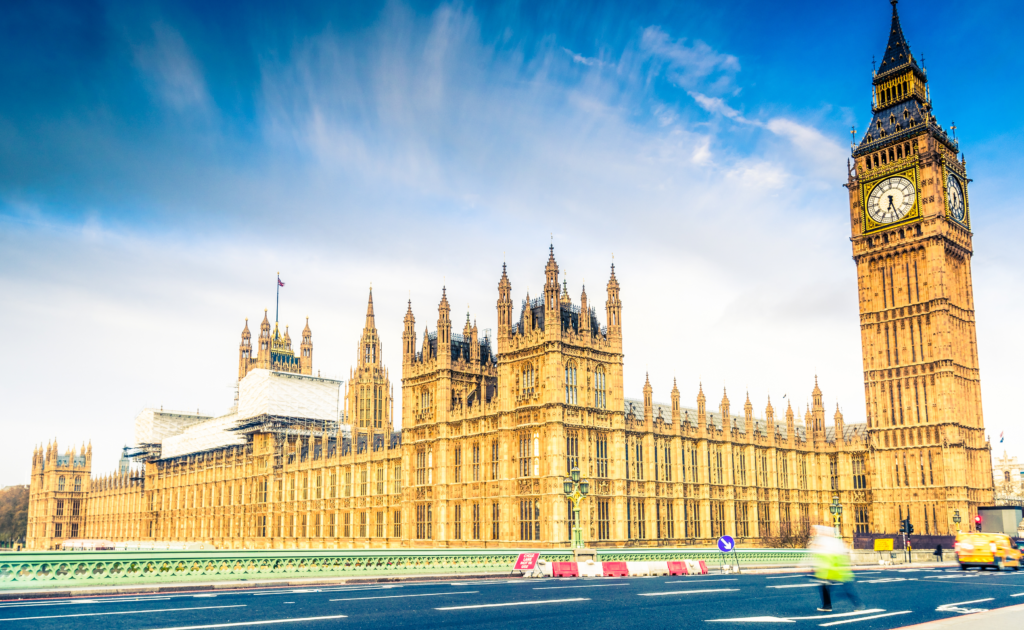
[829,494,843,536]
[952,509,961,533]
[563,466,590,549]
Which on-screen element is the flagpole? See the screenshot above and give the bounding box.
[276,272,280,324]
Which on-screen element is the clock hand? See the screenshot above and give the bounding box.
[887,196,896,212]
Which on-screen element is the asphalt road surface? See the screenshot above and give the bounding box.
[1,567,1023,630]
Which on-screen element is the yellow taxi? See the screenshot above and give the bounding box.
[955,532,1022,571]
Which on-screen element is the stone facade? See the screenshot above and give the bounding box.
[24,2,995,551]
[847,1,993,534]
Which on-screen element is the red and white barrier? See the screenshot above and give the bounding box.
[532,558,715,578]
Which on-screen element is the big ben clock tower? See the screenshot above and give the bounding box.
[848,0,993,535]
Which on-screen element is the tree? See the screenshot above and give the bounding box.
[0,485,29,547]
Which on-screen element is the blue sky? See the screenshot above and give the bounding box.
[1,0,1022,482]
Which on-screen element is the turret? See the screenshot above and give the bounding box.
[720,388,731,431]
[786,400,795,443]
[497,263,513,342]
[744,392,754,438]
[697,383,706,433]
[811,376,825,439]
[765,396,775,439]
[437,287,451,366]
[579,284,591,336]
[643,373,653,423]
[606,263,621,340]
[835,405,846,446]
[403,300,416,363]
[543,245,560,337]
[300,318,313,374]
[671,378,681,424]
[238,318,252,379]
[258,309,271,363]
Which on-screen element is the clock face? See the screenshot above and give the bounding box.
[867,176,916,224]
[947,174,966,222]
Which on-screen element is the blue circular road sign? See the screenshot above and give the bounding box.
[717,535,735,552]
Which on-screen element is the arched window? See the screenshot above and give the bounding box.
[522,363,535,398]
[1006,471,1013,483]
[564,362,577,405]
[57,476,65,491]
[595,366,607,409]
[74,477,81,492]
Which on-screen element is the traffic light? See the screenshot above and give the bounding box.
[974,515,982,532]
[907,521,914,535]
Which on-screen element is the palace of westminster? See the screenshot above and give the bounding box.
[26,2,994,550]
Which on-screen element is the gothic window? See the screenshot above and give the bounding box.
[594,366,607,409]
[597,500,610,540]
[376,467,384,495]
[519,499,540,541]
[472,503,481,540]
[519,432,539,477]
[855,506,869,534]
[829,454,839,491]
[415,448,427,485]
[852,454,867,489]
[490,439,499,480]
[565,430,579,473]
[734,450,747,486]
[564,361,578,405]
[492,502,500,540]
[74,476,81,492]
[57,476,65,492]
[596,434,608,478]
[472,442,481,482]
[415,503,432,540]
[628,499,646,540]
[521,363,536,398]
[453,504,462,540]
[453,447,462,483]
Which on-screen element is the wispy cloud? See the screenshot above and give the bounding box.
[132,22,212,113]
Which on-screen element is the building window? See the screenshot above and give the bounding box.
[597,500,610,540]
[737,502,750,538]
[490,439,499,480]
[778,453,788,489]
[393,466,402,494]
[376,467,384,495]
[829,454,839,491]
[55,500,64,517]
[472,442,481,481]
[855,506,869,534]
[344,513,351,538]
[360,469,368,496]
[393,510,402,538]
[415,504,432,540]
[799,456,808,490]
[54,523,62,538]
[472,503,481,540]
[594,366,606,409]
[492,502,500,540]
[519,432,539,477]
[712,446,724,485]
[74,477,81,492]
[852,454,867,489]
[657,501,674,539]
[416,449,427,485]
[628,500,646,540]
[453,504,462,540]
[710,501,725,538]
[454,447,462,484]
[565,361,577,405]
[519,499,540,541]
[596,434,608,478]
[257,515,267,538]
[627,436,644,480]
[57,476,65,492]
[733,450,745,486]
[688,443,699,483]
[70,523,79,538]
[71,500,80,517]
[566,430,579,473]
[566,499,576,542]
[376,511,385,538]
[661,442,673,482]
[521,363,536,398]
[329,513,337,537]
[359,512,367,538]
[758,502,771,538]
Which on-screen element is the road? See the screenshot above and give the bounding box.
[0,567,1022,630]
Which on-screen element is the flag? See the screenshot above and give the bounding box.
[1000,431,1004,443]
[278,278,285,287]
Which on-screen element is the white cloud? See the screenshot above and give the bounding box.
[640,26,740,92]
[132,22,211,112]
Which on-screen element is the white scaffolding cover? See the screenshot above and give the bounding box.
[236,369,342,422]
[160,412,245,459]
[134,409,211,445]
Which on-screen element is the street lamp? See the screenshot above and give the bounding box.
[952,509,961,533]
[829,494,843,536]
[563,466,590,549]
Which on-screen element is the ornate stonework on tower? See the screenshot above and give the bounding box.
[26,442,92,550]
[346,289,393,445]
[847,0,992,533]
[239,310,312,379]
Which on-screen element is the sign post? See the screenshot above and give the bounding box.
[717,535,738,573]
[511,552,539,577]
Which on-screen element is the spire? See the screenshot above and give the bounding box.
[876,0,919,77]
[365,287,376,329]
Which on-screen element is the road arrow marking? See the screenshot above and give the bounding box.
[936,597,993,615]
[818,611,912,626]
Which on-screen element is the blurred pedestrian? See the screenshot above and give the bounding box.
[933,544,943,562]
[810,525,864,612]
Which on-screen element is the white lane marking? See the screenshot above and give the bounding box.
[818,611,912,626]
[639,589,740,596]
[0,605,246,622]
[707,616,794,623]
[0,597,172,609]
[767,584,821,589]
[330,591,478,602]
[861,578,917,584]
[936,597,993,615]
[534,584,627,590]
[436,598,589,610]
[1013,593,1024,597]
[141,616,348,630]
[193,594,217,598]
[253,586,398,596]
[767,575,811,580]
[664,579,739,583]
[786,609,886,620]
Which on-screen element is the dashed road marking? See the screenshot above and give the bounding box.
[0,605,246,622]
[818,611,912,626]
[436,598,589,610]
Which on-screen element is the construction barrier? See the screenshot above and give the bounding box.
[551,562,579,578]
[667,561,688,576]
[602,561,629,577]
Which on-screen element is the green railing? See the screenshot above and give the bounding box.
[0,547,806,590]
